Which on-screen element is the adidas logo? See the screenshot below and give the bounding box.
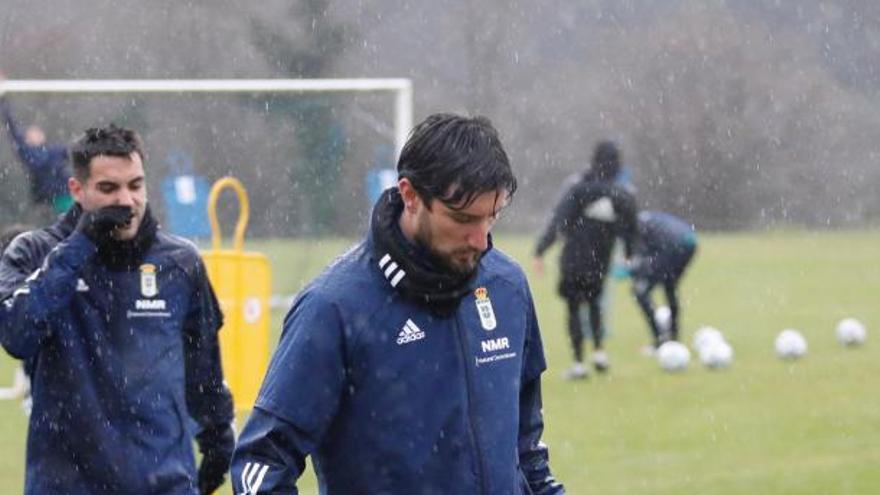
[378,253,406,288]
[396,319,425,345]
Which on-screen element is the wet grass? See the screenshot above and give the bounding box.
[0,230,877,494]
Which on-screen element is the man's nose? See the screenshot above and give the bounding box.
[115,188,135,206]
[466,221,491,252]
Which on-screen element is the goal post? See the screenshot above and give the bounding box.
[0,78,414,154]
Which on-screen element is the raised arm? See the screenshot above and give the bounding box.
[0,96,28,153]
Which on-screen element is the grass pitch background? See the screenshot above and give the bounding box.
[0,230,877,493]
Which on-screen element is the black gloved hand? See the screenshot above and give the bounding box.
[196,423,236,495]
[75,205,134,243]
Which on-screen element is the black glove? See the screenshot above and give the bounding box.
[75,205,134,243]
[196,423,236,495]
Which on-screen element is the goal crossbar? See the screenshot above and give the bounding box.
[0,78,414,153]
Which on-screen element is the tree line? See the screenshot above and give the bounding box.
[1,0,877,234]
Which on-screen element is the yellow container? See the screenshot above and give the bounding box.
[202,177,270,412]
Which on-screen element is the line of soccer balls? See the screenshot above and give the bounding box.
[653,309,868,372]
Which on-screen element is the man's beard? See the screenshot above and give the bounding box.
[414,217,480,276]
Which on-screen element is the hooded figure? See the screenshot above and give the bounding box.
[534,140,638,378]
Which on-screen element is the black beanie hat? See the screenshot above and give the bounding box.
[592,140,620,180]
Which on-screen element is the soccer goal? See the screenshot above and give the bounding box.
[1,77,413,237]
[0,78,413,154]
[0,78,414,401]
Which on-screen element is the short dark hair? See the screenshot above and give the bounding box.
[397,113,517,210]
[69,124,145,180]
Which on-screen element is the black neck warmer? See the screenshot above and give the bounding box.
[370,188,487,317]
[60,204,159,271]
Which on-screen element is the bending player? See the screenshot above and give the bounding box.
[630,210,697,348]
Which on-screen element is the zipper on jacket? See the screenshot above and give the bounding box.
[452,315,489,495]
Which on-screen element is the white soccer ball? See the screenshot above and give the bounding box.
[654,306,672,333]
[836,318,867,347]
[775,329,807,360]
[699,339,733,369]
[657,341,690,372]
[692,326,725,353]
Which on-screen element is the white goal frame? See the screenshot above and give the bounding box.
[0,78,414,154]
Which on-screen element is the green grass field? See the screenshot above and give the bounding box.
[0,230,877,493]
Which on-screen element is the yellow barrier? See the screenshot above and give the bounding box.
[202,177,270,412]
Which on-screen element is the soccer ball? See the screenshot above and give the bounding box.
[692,326,725,353]
[653,306,672,333]
[699,339,733,369]
[836,318,867,347]
[657,341,690,372]
[775,329,807,360]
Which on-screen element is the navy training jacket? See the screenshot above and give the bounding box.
[0,216,233,494]
[231,234,565,494]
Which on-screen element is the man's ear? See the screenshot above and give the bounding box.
[397,178,422,213]
[68,177,84,203]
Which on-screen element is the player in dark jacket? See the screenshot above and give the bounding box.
[0,95,73,214]
[231,113,565,494]
[631,210,697,347]
[534,141,638,378]
[0,124,234,495]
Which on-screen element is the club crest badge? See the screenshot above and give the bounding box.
[474,287,497,331]
[139,263,158,298]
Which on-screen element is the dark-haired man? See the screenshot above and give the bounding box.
[0,124,234,494]
[231,113,565,494]
[534,141,638,379]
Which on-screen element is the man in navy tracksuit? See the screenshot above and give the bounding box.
[533,141,638,378]
[0,94,74,215]
[231,114,565,494]
[0,125,234,494]
[631,211,697,347]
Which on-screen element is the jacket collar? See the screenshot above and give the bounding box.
[369,188,490,316]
